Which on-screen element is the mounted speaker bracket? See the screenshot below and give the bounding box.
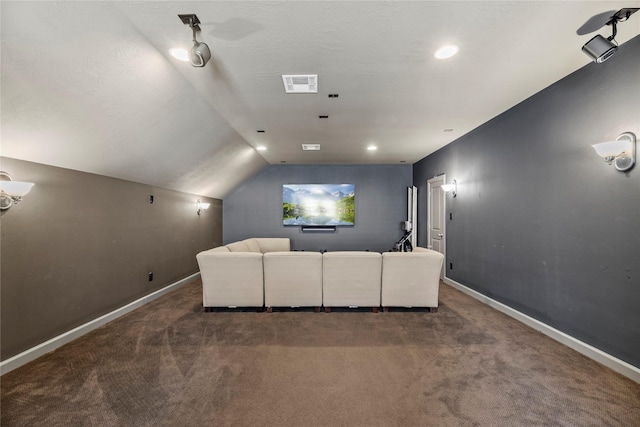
[177,14,211,67]
[178,14,201,27]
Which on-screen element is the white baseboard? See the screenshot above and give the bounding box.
[443,277,640,384]
[0,273,200,376]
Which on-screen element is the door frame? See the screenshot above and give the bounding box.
[427,174,446,278]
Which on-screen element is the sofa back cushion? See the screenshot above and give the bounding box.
[251,238,291,253]
[226,241,251,252]
[196,246,230,256]
[243,239,262,253]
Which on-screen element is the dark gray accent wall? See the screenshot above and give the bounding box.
[223,164,412,252]
[0,158,222,361]
[413,36,640,368]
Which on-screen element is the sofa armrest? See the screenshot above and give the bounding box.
[412,247,440,255]
[381,251,444,308]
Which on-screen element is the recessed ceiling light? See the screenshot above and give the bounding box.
[434,45,459,60]
[170,48,190,62]
[302,144,321,151]
[367,145,378,151]
[256,146,267,151]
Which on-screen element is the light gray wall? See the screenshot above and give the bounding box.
[413,36,640,368]
[224,164,412,252]
[0,158,222,361]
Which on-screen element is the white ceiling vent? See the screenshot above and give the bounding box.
[302,144,321,151]
[282,75,318,93]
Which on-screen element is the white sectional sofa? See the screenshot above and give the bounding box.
[196,238,444,312]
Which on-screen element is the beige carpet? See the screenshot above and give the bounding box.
[2,279,639,426]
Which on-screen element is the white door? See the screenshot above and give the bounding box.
[427,176,446,276]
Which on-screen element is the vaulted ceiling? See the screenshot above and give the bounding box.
[2,1,639,198]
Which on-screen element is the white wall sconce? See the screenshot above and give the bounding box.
[0,171,35,210]
[197,199,210,215]
[592,132,636,171]
[441,180,457,197]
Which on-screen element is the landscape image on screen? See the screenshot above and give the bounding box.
[283,184,355,226]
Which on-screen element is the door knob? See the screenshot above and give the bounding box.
[438,233,443,237]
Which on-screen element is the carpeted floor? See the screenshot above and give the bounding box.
[2,279,639,426]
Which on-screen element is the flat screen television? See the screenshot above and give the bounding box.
[283,184,355,226]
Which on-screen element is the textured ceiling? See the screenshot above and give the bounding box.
[2,1,639,198]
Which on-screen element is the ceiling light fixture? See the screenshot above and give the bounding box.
[367,145,378,151]
[434,45,459,60]
[256,146,267,151]
[177,14,211,67]
[302,144,320,151]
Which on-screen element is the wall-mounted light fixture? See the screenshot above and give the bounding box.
[441,180,457,197]
[197,199,210,215]
[0,171,34,210]
[591,132,636,171]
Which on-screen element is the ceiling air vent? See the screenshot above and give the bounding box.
[282,75,318,93]
[302,144,321,151]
